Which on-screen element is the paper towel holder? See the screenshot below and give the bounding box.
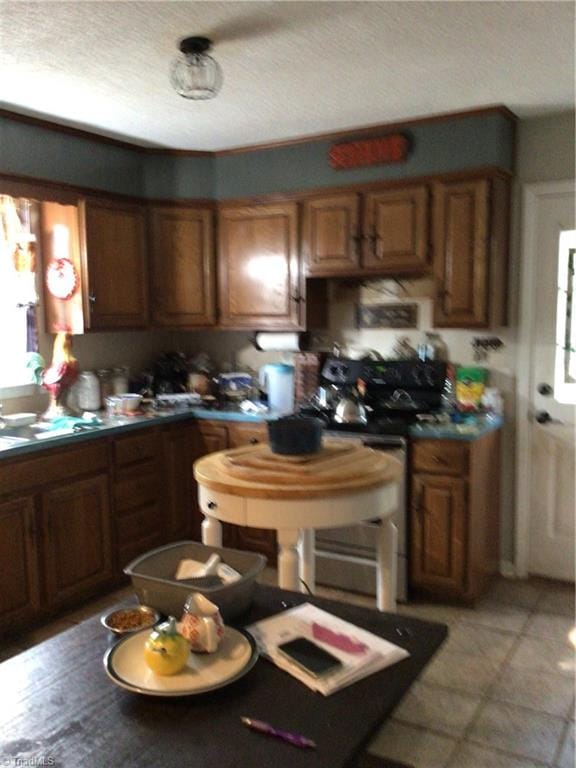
[251,331,310,352]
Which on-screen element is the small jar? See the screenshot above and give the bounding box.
[77,371,101,411]
[112,367,129,395]
[97,369,114,401]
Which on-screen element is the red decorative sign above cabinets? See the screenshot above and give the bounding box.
[329,134,409,170]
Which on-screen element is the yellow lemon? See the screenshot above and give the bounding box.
[144,616,189,676]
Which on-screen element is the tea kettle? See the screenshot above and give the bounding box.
[333,386,367,425]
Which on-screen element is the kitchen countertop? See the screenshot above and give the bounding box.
[409,414,503,441]
[0,408,503,460]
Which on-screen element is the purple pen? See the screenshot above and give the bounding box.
[241,717,317,749]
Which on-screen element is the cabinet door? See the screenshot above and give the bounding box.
[163,424,198,541]
[363,186,429,273]
[42,475,113,607]
[432,178,489,327]
[80,198,148,329]
[149,206,216,328]
[0,497,40,631]
[227,423,276,563]
[191,424,237,547]
[218,203,301,328]
[303,194,360,275]
[410,474,467,593]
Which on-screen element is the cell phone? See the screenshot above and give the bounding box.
[277,637,342,678]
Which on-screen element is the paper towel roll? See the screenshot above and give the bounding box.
[253,332,308,352]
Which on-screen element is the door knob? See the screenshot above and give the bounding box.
[535,410,563,425]
[537,383,554,396]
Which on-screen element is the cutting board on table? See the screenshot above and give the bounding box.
[219,441,390,486]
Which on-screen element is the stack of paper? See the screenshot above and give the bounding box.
[246,603,409,696]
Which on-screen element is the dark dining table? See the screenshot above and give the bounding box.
[0,585,447,768]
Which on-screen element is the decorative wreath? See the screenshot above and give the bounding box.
[46,257,78,301]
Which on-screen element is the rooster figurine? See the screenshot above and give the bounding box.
[42,331,79,419]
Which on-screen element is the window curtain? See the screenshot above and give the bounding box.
[0,195,39,352]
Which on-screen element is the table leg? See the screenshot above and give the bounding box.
[298,529,316,594]
[201,515,223,547]
[376,518,398,612]
[276,529,300,592]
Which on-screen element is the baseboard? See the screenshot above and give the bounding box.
[499,560,518,578]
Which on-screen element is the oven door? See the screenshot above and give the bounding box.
[315,431,408,601]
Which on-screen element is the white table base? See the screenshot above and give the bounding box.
[199,483,399,612]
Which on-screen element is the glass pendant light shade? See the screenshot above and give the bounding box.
[170,37,223,100]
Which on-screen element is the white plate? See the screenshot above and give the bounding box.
[104,626,258,696]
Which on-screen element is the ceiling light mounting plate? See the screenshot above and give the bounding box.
[179,37,213,56]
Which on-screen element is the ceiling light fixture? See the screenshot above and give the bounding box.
[170,37,223,101]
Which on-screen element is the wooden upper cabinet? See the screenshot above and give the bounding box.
[363,185,429,273]
[80,197,148,330]
[432,176,509,328]
[149,206,216,328]
[303,194,361,275]
[218,203,302,329]
[303,185,429,277]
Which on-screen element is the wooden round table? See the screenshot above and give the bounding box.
[193,440,402,611]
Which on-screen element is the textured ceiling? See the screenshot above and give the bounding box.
[0,1,574,150]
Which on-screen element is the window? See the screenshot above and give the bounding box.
[0,196,40,395]
[555,229,576,404]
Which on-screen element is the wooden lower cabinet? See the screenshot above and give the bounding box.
[113,430,164,570]
[191,422,232,546]
[163,423,199,541]
[227,423,276,563]
[0,496,40,631]
[411,475,466,593]
[409,431,500,602]
[0,417,280,635]
[42,474,113,608]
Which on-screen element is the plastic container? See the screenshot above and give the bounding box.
[259,363,295,414]
[267,415,323,455]
[77,371,101,411]
[124,541,267,621]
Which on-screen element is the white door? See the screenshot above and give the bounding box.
[517,181,575,582]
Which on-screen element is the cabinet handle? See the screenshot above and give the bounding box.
[368,228,381,258]
[351,233,364,255]
[432,455,447,465]
[88,292,96,310]
[249,438,259,445]
[207,501,218,510]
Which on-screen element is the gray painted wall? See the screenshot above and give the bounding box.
[1,111,514,200]
[0,116,146,196]
[215,113,514,198]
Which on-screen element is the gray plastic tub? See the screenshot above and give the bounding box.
[124,541,267,621]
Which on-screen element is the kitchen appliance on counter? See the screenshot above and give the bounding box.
[259,363,295,414]
[300,357,448,602]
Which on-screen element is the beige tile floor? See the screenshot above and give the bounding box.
[1,574,574,768]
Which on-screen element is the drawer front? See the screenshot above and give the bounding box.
[0,441,108,499]
[412,440,468,476]
[116,502,163,546]
[114,431,159,467]
[198,486,246,525]
[227,422,268,448]
[114,469,160,513]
